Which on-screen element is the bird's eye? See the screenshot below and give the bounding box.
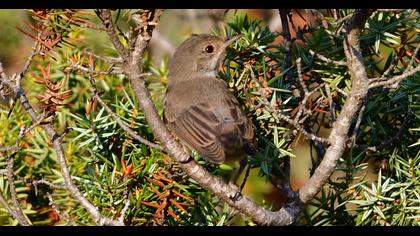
[204,45,214,53]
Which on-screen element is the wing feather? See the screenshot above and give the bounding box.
[164,83,256,163]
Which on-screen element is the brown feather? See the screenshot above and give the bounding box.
[163,34,256,164]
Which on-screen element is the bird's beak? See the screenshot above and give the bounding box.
[214,34,242,72]
[222,34,242,49]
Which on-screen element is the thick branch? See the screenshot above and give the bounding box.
[299,9,375,203]
[109,9,301,225]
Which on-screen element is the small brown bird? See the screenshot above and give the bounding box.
[163,34,256,165]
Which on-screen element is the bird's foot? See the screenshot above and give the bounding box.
[228,181,242,202]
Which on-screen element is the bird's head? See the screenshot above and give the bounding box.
[168,34,241,81]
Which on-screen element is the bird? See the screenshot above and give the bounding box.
[163,34,257,168]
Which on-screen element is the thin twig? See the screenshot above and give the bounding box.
[6,40,39,118]
[97,9,129,60]
[324,84,336,122]
[82,51,163,151]
[6,154,32,225]
[293,58,311,123]
[0,190,25,225]
[84,50,123,64]
[350,99,367,146]
[370,49,404,84]
[308,49,347,66]
[247,64,330,145]
[1,61,123,226]
[407,42,420,70]
[330,84,348,97]
[13,29,42,85]
[297,58,309,95]
[95,94,164,151]
[69,64,124,75]
[279,9,299,98]
[47,192,76,225]
[270,176,295,200]
[32,179,66,190]
[331,14,352,26]
[369,65,420,89]
[367,111,413,152]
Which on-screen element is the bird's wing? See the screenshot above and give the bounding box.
[222,91,256,154]
[163,80,256,162]
[164,101,226,164]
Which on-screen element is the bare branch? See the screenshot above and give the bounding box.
[275,109,330,145]
[68,64,124,76]
[331,84,348,97]
[270,175,295,200]
[369,42,419,89]
[96,9,129,60]
[6,154,31,225]
[112,9,301,226]
[248,63,330,145]
[324,84,336,122]
[293,58,311,123]
[279,9,300,98]
[81,49,163,151]
[367,111,413,152]
[1,61,123,226]
[6,39,39,118]
[308,49,347,66]
[296,58,309,95]
[369,65,420,89]
[370,49,405,85]
[350,99,367,146]
[130,10,164,66]
[407,42,420,70]
[84,50,123,64]
[299,9,375,203]
[331,14,353,35]
[330,14,352,26]
[19,44,39,81]
[32,179,66,190]
[0,190,26,225]
[94,94,164,151]
[47,192,76,225]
